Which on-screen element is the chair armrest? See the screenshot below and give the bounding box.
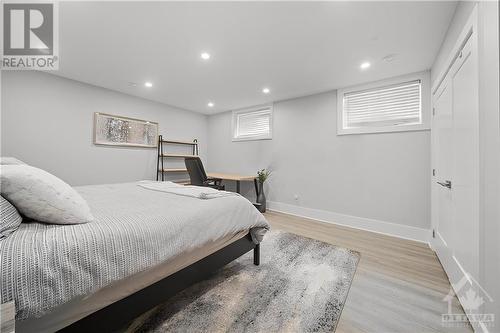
[201,180,225,190]
[206,177,222,181]
[205,178,222,185]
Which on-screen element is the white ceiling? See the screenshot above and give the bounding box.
[55,1,457,114]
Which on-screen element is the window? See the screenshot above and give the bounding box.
[232,105,273,141]
[337,73,430,135]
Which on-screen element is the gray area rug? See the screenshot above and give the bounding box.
[128,230,360,333]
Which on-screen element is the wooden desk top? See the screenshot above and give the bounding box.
[207,172,256,181]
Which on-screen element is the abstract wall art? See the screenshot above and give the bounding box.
[93,113,158,148]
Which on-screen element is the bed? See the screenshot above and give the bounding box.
[0,181,269,332]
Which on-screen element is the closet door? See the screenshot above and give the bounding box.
[450,36,479,280]
[433,79,454,258]
[432,33,479,287]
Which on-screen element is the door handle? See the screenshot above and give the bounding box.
[437,180,452,189]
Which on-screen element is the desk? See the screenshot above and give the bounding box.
[207,172,258,195]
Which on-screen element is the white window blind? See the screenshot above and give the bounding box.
[233,106,272,141]
[343,80,422,130]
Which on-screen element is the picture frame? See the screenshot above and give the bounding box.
[93,112,158,148]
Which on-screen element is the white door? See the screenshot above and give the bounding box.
[450,36,479,280]
[433,78,454,258]
[432,32,479,299]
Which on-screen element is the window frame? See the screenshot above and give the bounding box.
[232,104,273,142]
[337,72,431,135]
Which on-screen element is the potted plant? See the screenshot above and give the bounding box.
[256,169,271,213]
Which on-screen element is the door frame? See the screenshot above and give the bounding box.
[431,5,477,256]
[430,4,483,331]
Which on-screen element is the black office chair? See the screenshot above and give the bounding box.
[184,157,225,190]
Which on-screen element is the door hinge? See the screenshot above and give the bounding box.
[432,107,435,116]
[432,169,436,176]
[432,229,436,238]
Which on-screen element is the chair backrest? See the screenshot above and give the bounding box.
[184,157,208,186]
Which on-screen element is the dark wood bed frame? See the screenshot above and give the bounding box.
[59,233,260,332]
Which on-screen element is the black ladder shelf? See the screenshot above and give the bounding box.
[156,135,199,181]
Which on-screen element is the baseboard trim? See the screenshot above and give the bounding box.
[267,201,431,244]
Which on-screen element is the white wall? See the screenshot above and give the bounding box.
[431,1,476,83]
[208,81,431,233]
[431,1,500,326]
[1,71,208,186]
[477,1,499,326]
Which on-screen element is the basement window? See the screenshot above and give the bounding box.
[337,73,430,135]
[232,105,273,141]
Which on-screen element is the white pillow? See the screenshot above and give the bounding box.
[0,157,27,165]
[0,165,94,225]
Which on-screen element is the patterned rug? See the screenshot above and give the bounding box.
[127,230,360,333]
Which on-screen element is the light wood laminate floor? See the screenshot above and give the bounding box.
[264,211,472,333]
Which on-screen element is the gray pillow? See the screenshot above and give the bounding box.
[1,195,22,239]
[0,165,94,225]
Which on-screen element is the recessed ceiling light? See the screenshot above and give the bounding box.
[262,88,270,94]
[144,82,153,87]
[201,52,211,60]
[360,62,371,70]
[207,102,214,107]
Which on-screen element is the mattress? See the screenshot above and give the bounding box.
[0,182,269,326]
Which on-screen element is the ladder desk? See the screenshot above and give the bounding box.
[207,173,258,195]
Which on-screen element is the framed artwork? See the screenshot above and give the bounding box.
[93,113,158,148]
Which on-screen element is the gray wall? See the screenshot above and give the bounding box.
[208,88,431,229]
[1,71,208,186]
[2,67,432,230]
